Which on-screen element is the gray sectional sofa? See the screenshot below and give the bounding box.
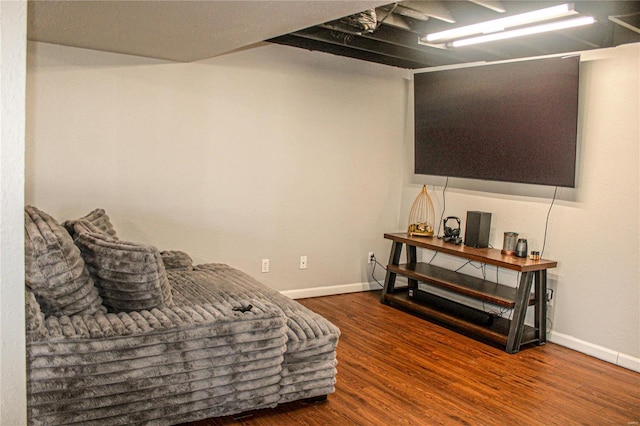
[24,206,340,425]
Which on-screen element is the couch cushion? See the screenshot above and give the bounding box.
[63,208,118,240]
[75,229,174,312]
[24,206,105,317]
[26,301,288,425]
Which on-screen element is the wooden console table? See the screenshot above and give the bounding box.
[381,233,557,353]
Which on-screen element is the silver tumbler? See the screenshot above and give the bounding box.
[502,232,518,255]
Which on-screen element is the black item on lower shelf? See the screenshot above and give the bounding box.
[409,288,494,326]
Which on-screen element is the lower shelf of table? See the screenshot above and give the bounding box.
[383,288,538,348]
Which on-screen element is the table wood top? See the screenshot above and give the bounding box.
[384,232,557,272]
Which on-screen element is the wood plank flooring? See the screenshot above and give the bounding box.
[182,290,640,425]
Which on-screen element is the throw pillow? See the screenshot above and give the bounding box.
[73,220,104,236]
[24,206,105,317]
[63,208,118,240]
[75,229,174,312]
[160,250,194,271]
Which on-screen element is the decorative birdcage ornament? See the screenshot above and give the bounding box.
[408,184,435,237]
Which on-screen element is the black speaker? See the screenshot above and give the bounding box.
[464,211,491,248]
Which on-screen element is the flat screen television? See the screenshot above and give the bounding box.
[414,55,580,187]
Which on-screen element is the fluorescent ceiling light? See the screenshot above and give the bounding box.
[425,3,577,43]
[451,16,596,47]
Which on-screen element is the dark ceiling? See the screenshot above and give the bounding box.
[269,1,640,68]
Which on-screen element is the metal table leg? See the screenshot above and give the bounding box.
[505,271,534,353]
[381,241,403,303]
[407,245,418,296]
[534,270,548,345]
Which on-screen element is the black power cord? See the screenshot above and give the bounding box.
[369,254,386,288]
[436,177,450,238]
[540,186,558,258]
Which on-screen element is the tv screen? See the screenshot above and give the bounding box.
[414,56,579,187]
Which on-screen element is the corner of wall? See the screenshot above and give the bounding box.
[0,1,27,424]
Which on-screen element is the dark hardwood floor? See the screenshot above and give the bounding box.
[184,290,640,425]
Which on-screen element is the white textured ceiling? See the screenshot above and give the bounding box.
[27,1,390,62]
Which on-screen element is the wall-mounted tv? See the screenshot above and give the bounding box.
[414,55,580,187]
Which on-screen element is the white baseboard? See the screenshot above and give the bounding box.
[617,352,640,373]
[280,286,640,374]
[548,331,640,373]
[280,282,380,300]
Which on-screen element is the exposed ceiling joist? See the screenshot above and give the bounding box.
[400,1,457,23]
[469,1,506,14]
[609,12,640,35]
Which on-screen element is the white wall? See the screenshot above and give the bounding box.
[401,44,640,365]
[25,38,640,369]
[26,41,408,295]
[0,1,27,424]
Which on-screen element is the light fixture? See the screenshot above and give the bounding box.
[421,3,590,46]
[451,16,596,47]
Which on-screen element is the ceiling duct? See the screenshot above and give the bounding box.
[337,9,378,34]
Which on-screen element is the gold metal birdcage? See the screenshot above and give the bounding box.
[408,184,435,237]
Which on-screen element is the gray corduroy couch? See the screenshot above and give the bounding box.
[24,206,340,425]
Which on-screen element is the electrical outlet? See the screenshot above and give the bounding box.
[368,252,375,264]
[261,259,269,273]
[299,256,307,269]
